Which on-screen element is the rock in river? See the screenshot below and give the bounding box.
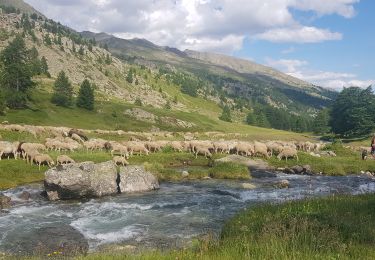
[7,225,88,257]
[119,165,160,193]
[44,161,118,201]
[0,195,11,209]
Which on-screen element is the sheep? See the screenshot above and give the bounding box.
[25,149,41,165]
[57,155,75,165]
[127,142,149,156]
[71,133,85,143]
[254,142,270,159]
[0,141,20,160]
[169,141,184,152]
[195,146,212,159]
[235,142,254,157]
[266,142,283,156]
[109,142,129,158]
[113,156,129,166]
[214,141,231,154]
[33,154,55,170]
[277,148,299,162]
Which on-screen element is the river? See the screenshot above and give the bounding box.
[0,173,375,254]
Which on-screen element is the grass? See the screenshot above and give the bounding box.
[0,159,46,190]
[208,162,250,180]
[79,194,375,259]
[268,143,375,175]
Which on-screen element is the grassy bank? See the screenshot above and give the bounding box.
[268,143,375,175]
[80,194,375,259]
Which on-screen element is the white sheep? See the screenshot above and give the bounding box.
[254,142,270,159]
[0,141,20,160]
[33,154,55,170]
[277,148,299,162]
[113,156,129,166]
[57,155,76,165]
[195,146,212,159]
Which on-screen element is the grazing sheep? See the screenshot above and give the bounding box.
[254,142,270,159]
[71,133,85,143]
[0,141,20,160]
[127,142,149,156]
[277,148,299,162]
[195,146,212,159]
[214,141,231,154]
[235,142,254,157]
[169,141,184,152]
[110,143,129,158]
[113,156,129,166]
[33,154,55,170]
[57,155,75,165]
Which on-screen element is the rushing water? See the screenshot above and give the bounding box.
[1,173,375,253]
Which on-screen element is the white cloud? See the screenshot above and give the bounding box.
[256,26,342,43]
[24,0,359,52]
[266,58,374,91]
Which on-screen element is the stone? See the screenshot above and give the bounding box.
[18,191,31,201]
[291,165,304,174]
[44,161,118,200]
[0,195,11,209]
[274,180,290,189]
[119,166,159,193]
[302,165,313,175]
[242,183,256,189]
[283,168,295,175]
[181,171,189,178]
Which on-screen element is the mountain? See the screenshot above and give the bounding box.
[0,0,42,16]
[0,0,337,132]
[81,31,336,113]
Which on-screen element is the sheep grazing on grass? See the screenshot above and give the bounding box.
[0,141,20,160]
[109,142,129,158]
[71,133,85,143]
[33,154,55,170]
[195,146,212,159]
[127,142,150,156]
[169,141,184,152]
[57,155,76,165]
[277,148,299,162]
[254,142,270,159]
[113,156,129,166]
[235,142,254,157]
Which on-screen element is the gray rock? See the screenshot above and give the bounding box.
[44,161,118,200]
[274,179,290,189]
[303,165,313,175]
[18,191,31,201]
[6,225,88,257]
[283,168,295,175]
[291,165,304,174]
[119,166,159,193]
[0,195,11,209]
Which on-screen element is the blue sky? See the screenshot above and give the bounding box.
[26,0,374,90]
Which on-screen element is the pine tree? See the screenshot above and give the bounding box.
[126,69,133,83]
[312,109,331,134]
[246,112,256,125]
[0,35,34,108]
[78,45,85,55]
[219,105,232,122]
[40,56,50,77]
[51,71,73,107]
[76,79,94,110]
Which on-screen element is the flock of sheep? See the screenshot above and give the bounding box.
[0,123,326,170]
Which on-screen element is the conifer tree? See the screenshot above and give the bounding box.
[76,79,94,110]
[51,71,73,107]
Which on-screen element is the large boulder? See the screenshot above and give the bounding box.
[0,195,11,209]
[119,166,159,193]
[44,161,118,201]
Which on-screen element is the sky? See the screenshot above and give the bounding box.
[24,0,374,91]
